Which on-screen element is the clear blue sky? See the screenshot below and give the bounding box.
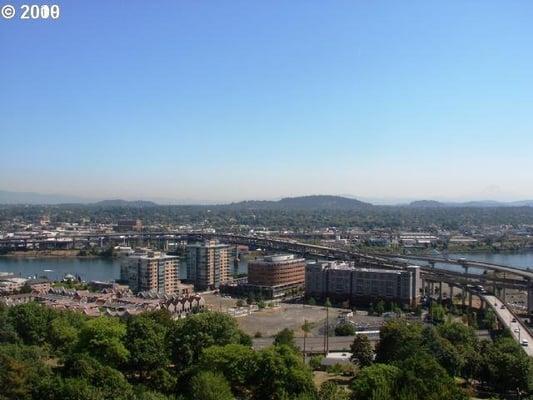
[1,1,532,203]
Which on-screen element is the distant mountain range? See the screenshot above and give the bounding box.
[93,199,158,208]
[408,199,533,208]
[0,190,91,205]
[2,189,533,209]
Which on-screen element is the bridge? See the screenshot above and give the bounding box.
[483,294,533,356]
[3,230,533,312]
[4,230,533,351]
[201,233,533,314]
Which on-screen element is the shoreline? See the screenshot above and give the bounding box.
[0,251,107,260]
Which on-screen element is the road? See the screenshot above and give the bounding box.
[252,332,380,353]
[483,294,533,357]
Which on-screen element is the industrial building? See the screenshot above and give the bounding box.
[305,260,421,306]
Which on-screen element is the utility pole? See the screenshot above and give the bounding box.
[325,298,331,355]
[302,319,310,363]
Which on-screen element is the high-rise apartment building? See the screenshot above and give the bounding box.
[120,249,181,294]
[187,240,230,290]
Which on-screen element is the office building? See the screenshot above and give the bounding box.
[248,254,305,286]
[305,261,421,306]
[120,249,182,294]
[187,240,230,290]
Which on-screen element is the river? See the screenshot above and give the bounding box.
[1,251,532,282]
[0,256,248,282]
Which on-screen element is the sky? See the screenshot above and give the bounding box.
[1,1,533,203]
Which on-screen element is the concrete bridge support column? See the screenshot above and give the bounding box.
[468,292,473,309]
[462,287,466,308]
[438,281,443,301]
[502,273,506,302]
[449,285,454,301]
[528,284,533,315]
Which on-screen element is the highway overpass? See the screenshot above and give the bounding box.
[483,294,533,357]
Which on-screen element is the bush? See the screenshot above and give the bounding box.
[309,355,323,370]
[335,323,355,336]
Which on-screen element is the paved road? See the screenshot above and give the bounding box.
[253,332,380,352]
[483,294,533,357]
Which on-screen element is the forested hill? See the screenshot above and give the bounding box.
[226,195,373,210]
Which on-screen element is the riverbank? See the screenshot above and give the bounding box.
[0,250,103,259]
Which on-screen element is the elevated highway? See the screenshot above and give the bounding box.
[483,294,533,356]
[3,231,533,312]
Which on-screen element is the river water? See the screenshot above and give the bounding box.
[1,251,532,282]
[0,256,248,282]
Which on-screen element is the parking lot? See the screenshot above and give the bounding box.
[203,293,385,337]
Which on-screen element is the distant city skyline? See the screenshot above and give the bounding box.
[2,2,533,201]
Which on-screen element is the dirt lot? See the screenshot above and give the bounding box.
[237,303,351,337]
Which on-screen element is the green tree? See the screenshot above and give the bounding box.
[125,315,168,378]
[374,300,385,316]
[48,315,81,355]
[7,303,52,345]
[479,337,531,393]
[375,319,423,363]
[429,303,446,324]
[168,311,249,369]
[274,328,296,349]
[482,308,497,331]
[309,355,323,370]
[254,345,316,400]
[319,381,349,400]
[422,327,463,377]
[61,353,134,400]
[436,321,478,349]
[0,344,52,400]
[350,334,373,367]
[199,344,258,398]
[190,371,235,400]
[0,309,20,344]
[76,317,129,368]
[394,352,467,400]
[335,323,355,336]
[51,377,101,400]
[350,363,399,400]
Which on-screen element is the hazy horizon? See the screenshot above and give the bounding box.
[2,2,533,201]
[1,188,533,206]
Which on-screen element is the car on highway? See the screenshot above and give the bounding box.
[500,305,505,309]
[512,317,517,323]
[514,328,520,333]
[521,339,529,347]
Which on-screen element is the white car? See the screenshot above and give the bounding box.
[514,328,520,333]
[521,339,529,347]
